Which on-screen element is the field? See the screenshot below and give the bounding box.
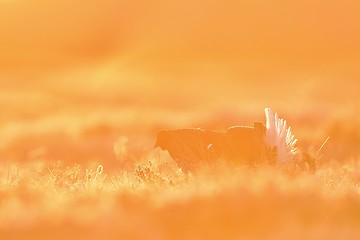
[2,153,360,240]
[1,1,360,239]
[0,87,358,240]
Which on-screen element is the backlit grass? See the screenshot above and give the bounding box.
[1,155,360,240]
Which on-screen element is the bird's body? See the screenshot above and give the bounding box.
[155,122,269,172]
[154,128,225,172]
[154,108,307,173]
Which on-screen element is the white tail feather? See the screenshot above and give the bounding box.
[265,108,297,164]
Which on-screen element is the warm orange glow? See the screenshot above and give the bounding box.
[0,1,359,239]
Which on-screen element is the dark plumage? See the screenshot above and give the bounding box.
[154,128,225,172]
[155,122,270,172]
[210,122,269,165]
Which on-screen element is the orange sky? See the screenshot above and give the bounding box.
[1,1,359,70]
[0,0,359,164]
[0,0,359,119]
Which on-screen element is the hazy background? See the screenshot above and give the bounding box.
[0,0,359,166]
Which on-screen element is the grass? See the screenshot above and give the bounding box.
[1,156,360,240]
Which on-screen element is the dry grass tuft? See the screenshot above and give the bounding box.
[1,155,360,240]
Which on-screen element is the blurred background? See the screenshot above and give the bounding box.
[0,0,359,167]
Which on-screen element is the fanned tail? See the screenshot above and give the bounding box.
[264,108,297,164]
